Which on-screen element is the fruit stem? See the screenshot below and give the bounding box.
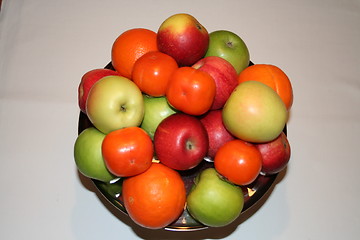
[120,105,126,112]
[226,41,234,48]
[186,140,193,150]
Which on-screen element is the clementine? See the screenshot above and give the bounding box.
[122,162,186,229]
[214,139,262,186]
[101,127,153,177]
[111,28,158,79]
[237,64,293,110]
[166,67,216,116]
[132,51,178,97]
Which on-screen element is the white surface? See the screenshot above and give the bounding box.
[1,0,359,239]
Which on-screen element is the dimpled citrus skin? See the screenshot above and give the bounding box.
[111,28,158,79]
[122,163,186,229]
[238,64,293,110]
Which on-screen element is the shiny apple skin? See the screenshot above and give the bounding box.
[154,113,209,170]
[157,13,209,66]
[222,81,288,143]
[256,132,291,175]
[140,95,177,139]
[187,168,244,227]
[74,127,116,182]
[78,69,120,113]
[86,75,144,134]
[192,56,238,110]
[199,109,235,160]
[205,30,250,74]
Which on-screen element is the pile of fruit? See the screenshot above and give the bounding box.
[74,13,293,230]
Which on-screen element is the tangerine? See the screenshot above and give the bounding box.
[122,162,186,229]
[166,67,216,116]
[132,51,178,97]
[214,139,262,186]
[237,64,293,110]
[111,28,158,79]
[101,127,153,177]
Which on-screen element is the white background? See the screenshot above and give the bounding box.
[1,0,359,239]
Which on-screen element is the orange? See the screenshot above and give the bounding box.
[132,51,178,97]
[166,67,216,116]
[237,64,293,110]
[111,28,158,79]
[122,162,186,229]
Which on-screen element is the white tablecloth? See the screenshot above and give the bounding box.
[1,0,359,239]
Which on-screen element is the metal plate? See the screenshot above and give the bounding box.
[77,61,282,231]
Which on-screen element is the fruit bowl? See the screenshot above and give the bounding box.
[75,12,293,231]
[78,77,284,231]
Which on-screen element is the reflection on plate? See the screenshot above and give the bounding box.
[77,61,282,231]
[78,113,280,231]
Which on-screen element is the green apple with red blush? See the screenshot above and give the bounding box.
[157,13,209,66]
[78,68,121,113]
[222,81,288,143]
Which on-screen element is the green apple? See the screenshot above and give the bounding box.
[86,75,144,134]
[187,168,244,227]
[140,95,177,139]
[223,81,288,143]
[205,30,250,74]
[74,127,116,182]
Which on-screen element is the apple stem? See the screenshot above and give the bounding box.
[226,41,234,48]
[120,105,126,112]
[186,140,194,150]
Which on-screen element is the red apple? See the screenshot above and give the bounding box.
[157,13,209,66]
[200,110,235,160]
[154,113,209,170]
[192,56,238,110]
[78,69,120,113]
[256,132,291,175]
